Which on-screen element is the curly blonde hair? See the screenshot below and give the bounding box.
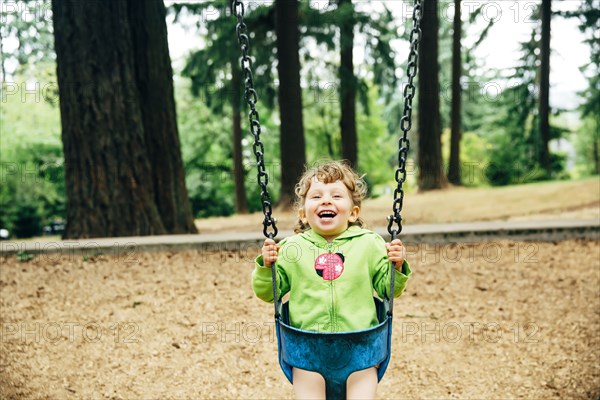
[293,160,368,233]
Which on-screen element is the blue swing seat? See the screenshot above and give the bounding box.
[275,297,393,399]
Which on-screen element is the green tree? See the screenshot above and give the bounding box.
[52,0,196,238]
[448,0,462,185]
[0,20,6,80]
[174,75,280,218]
[485,3,570,186]
[538,0,552,173]
[0,57,64,238]
[337,0,358,168]
[459,3,495,134]
[171,1,263,214]
[0,0,55,78]
[437,0,495,186]
[0,142,65,238]
[487,30,541,186]
[173,1,307,211]
[559,0,600,175]
[275,0,306,209]
[304,2,403,170]
[418,0,447,190]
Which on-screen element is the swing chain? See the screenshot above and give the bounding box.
[232,0,278,239]
[387,0,422,240]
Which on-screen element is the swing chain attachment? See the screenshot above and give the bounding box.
[387,0,422,240]
[232,0,278,239]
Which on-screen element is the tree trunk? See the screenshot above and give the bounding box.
[448,0,462,185]
[539,0,552,174]
[127,0,197,233]
[275,0,306,209]
[418,0,447,190]
[594,118,599,174]
[338,0,358,168]
[52,0,196,238]
[231,58,249,213]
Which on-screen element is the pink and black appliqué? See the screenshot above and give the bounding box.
[314,253,345,280]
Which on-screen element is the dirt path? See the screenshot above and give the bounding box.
[1,239,598,399]
[194,178,600,234]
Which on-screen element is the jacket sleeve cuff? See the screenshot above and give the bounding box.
[396,259,411,277]
[393,260,411,295]
[252,255,276,303]
[254,255,273,277]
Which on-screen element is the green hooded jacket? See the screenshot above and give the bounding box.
[252,226,411,332]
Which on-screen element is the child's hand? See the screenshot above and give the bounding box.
[386,239,406,270]
[261,238,280,268]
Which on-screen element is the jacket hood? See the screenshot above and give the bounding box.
[299,225,371,246]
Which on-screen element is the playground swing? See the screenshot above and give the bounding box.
[232,0,422,397]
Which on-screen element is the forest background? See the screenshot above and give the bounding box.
[0,0,598,239]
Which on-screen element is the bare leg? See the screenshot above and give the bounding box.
[293,367,326,400]
[347,367,378,400]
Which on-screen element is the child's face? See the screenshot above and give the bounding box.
[298,178,360,241]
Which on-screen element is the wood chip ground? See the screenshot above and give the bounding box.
[1,239,599,399]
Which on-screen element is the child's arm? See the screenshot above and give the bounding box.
[252,238,290,303]
[372,236,411,299]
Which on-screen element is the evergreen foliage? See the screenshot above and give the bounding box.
[0,0,596,237]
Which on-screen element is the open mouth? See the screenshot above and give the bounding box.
[318,211,337,219]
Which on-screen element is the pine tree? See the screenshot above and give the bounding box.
[418,0,447,190]
[448,0,462,185]
[52,0,196,238]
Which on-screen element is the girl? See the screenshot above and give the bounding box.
[252,161,411,399]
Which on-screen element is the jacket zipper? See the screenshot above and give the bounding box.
[327,242,336,332]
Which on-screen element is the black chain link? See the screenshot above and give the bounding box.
[387,0,422,241]
[232,0,278,239]
[232,0,280,319]
[233,0,421,320]
[386,0,422,318]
